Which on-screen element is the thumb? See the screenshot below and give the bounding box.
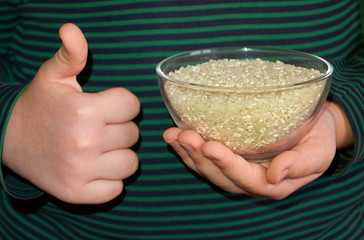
[266,144,333,184]
[37,23,88,88]
[266,108,337,184]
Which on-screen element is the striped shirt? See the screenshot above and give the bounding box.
[0,0,364,239]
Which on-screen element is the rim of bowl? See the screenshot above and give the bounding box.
[156,46,334,93]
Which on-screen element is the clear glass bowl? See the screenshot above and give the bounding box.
[156,47,333,162]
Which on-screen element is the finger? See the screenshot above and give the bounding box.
[176,130,205,153]
[38,23,87,88]
[178,131,246,193]
[163,127,181,143]
[201,141,320,199]
[100,122,139,151]
[202,141,268,193]
[94,149,139,180]
[163,128,201,174]
[95,88,140,124]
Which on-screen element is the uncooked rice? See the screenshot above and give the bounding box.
[164,58,326,155]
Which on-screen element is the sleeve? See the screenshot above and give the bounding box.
[0,1,43,199]
[328,46,364,175]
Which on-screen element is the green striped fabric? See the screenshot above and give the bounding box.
[0,0,364,239]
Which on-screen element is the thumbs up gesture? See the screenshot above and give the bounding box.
[2,23,140,204]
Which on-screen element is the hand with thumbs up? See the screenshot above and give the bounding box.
[1,23,140,204]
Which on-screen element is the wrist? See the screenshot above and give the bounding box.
[326,101,354,149]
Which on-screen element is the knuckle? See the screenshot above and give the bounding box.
[129,122,140,142]
[119,122,140,148]
[118,88,140,111]
[75,136,94,150]
[129,150,139,164]
[67,131,98,152]
[131,157,139,173]
[75,105,97,121]
[126,150,139,171]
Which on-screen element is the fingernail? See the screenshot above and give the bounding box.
[205,154,218,162]
[277,169,289,183]
[166,140,180,149]
[181,144,194,152]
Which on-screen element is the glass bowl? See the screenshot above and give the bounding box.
[156,47,333,162]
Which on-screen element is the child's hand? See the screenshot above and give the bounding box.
[164,102,352,199]
[2,23,140,204]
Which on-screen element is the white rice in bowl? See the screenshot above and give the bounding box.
[164,58,326,156]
